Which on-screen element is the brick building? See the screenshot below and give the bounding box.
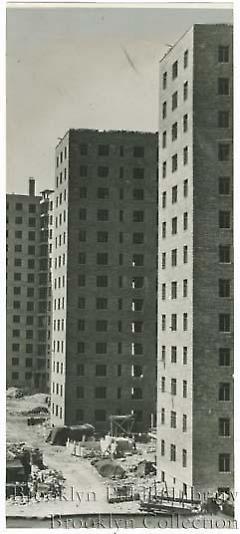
[50,129,158,432]
[6,179,53,392]
[157,24,233,494]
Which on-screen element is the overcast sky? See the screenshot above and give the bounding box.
[6,4,233,194]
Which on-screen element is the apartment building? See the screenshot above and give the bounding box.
[157,25,233,495]
[6,179,53,392]
[50,129,158,432]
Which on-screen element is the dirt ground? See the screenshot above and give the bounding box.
[6,393,154,517]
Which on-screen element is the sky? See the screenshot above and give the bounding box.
[6,3,233,194]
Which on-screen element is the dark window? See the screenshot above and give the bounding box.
[219,454,230,472]
[219,314,231,332]
[77,364,85,376]
[171,346,177,363]
[172,60,178,79]
[183,146,188,165]
[79,187,87,198]
[96,320,108,332]
[78,230,86,242]
[218,110,229,128]
[219,210,231,228]
[95,387,106,399]
[162,131,167,148]
[79,143,88,155]
[97,209,109,221]
[183,212,188,230]
[170,444,176,461]
[77,342,85,354]
[219,382,230,401]
[219,244,231,263]
[172,217,177,235]
[15,230,22,239]
[183,179,188,197]
[16,202,22,210]
[218,46,229,63]
[171,314,177,331]
[162,191,166,208]
[172,122,178,141]
[171,248,177,267]
[133,168,144,179]
[183,414,187,432]
[133,232,144,244]
[162,101,167,119]
[15,217,22,224]
[172,91,178,110]
[78,252,86,264]
[79,165,87,177]
[183,114,188,132]
[183,379,187,398]
[171,281,177,300]
[219,418,230,436]
[28,231,35,241]
[219,348,230,366]
[96,342,107,354]
[96,275,108,287]
[96,364,107,377]
[98,145,109,156]
[98,166,109,177]
[97,187,109,199]
[161,440,165,456]
[219,279,230,297]
[182,449,187,468]
[172,154,178,173]
[76,386,84,399]
[97,231,108,243]
[78,319,85,331]
[134,146,144,157]
[95,409,106,421]
[133,189,144,200]
[219,176,230,195]
[163,72,167,89]
[184,50,188,68]
[132,254,144,266]
[218,78,230,95]
[79,208,87,220]
[133,277,144,289]
[171,411,176,428]
[96,298,108,310]
[183,81,188,100]
[172,185,177,203]
[131,387,142,399]
[78,297,85,309]
[171,378,177,396]
[78,274,86,287]
[183,279,188,298]
[183,346,188,365]
[218,144,230,161]
[162,161,167,178]
[97,252,108,265]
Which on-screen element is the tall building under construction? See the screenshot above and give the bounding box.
[50,129,158,432]
[157,24,233,494]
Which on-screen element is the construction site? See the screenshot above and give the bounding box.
[6,388,234,523]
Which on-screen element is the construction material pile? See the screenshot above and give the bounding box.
[94,459,126,479]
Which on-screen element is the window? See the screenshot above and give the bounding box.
[171,346,177,363]
[161,440,165,456]
[162,223,166,239]
[97,187,109,199]
[163,72,167,89]
[218,144,230,161]
[79,208,86,221]
[219,211,231,228]
[172,122,178,141]
[218,46,229,63]
[97,253,108,265]
[133,168,144,179]
[184,50,188,68]
[171,281,177,299]
[219,279,230,297]
[183,245,188,264]
[15,230,22,239]
[172,154,178,173]
[133,343,143,355]
[96,342,107,354]
[78,319,85,331]
[172,217,177,235]
[97,209,109,221]
[162,101,167,119]
[80,143,88,155]
[97,231,108,243]
[219,244,231,264]
[218,454,231,477]
[162,191,166,208]
[171,314,177,332]
[133,232,144,244]
[96,364,107,377]
[162,161,167,178]
[171,411,176,428]
[183,114,188,132]
[15,202,22,210]
[78,252,86,264]
[172,91,178,110]
[28,231,35,241]
[160,407,165,424]
[162,314,166,331]
[78,297,85,309]
[162,283,166,300]
[96,275,108,287]
[15,217,22,225]
[183,179,188,197]
[79,165,87,177]
[78,230,86,242]
[79,187,87,199]
[219,348,230,366]
[170,444,176,461]
[77,342,85,354]
[219,418,230,437]
[183,414,187,432]
[162,131,167,148]
[132,254,144,266]
[183,313,188,331]
[96,320,108,332]
[132,299,143,311]
[98,145,109,156]
[219,382,230,401]
[183,279,188,298]
[183,212,188,230]
[133,277,144,288]
[183,81,188,100]
[78,274,86,287]
[98,166,109,177]
[218,111,229,128]
[183,146,188,165]
[172,185,177,203]
[76,386,84,399]
[183,346,188,365]
[171,249,177,267]
[172,60,178,79]
[96,297,107,310]
[132,321,143,333]
[218,78,230,95]
[95,387,106,399]
[134,146,144,157]
[133,189,144,201]
[12,357,19,366]
[162,252,166,269]
[182,449,187,468]
[219,176,230,195]
[183,380,187,398]
[133,210,144,222]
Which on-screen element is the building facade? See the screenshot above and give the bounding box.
[50,129,158,432]
[157,25,233,494]
[6,179,53,392]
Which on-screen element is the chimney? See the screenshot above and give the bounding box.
[29,178,35,196]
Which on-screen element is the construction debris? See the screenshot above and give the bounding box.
[94,459,126,479]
